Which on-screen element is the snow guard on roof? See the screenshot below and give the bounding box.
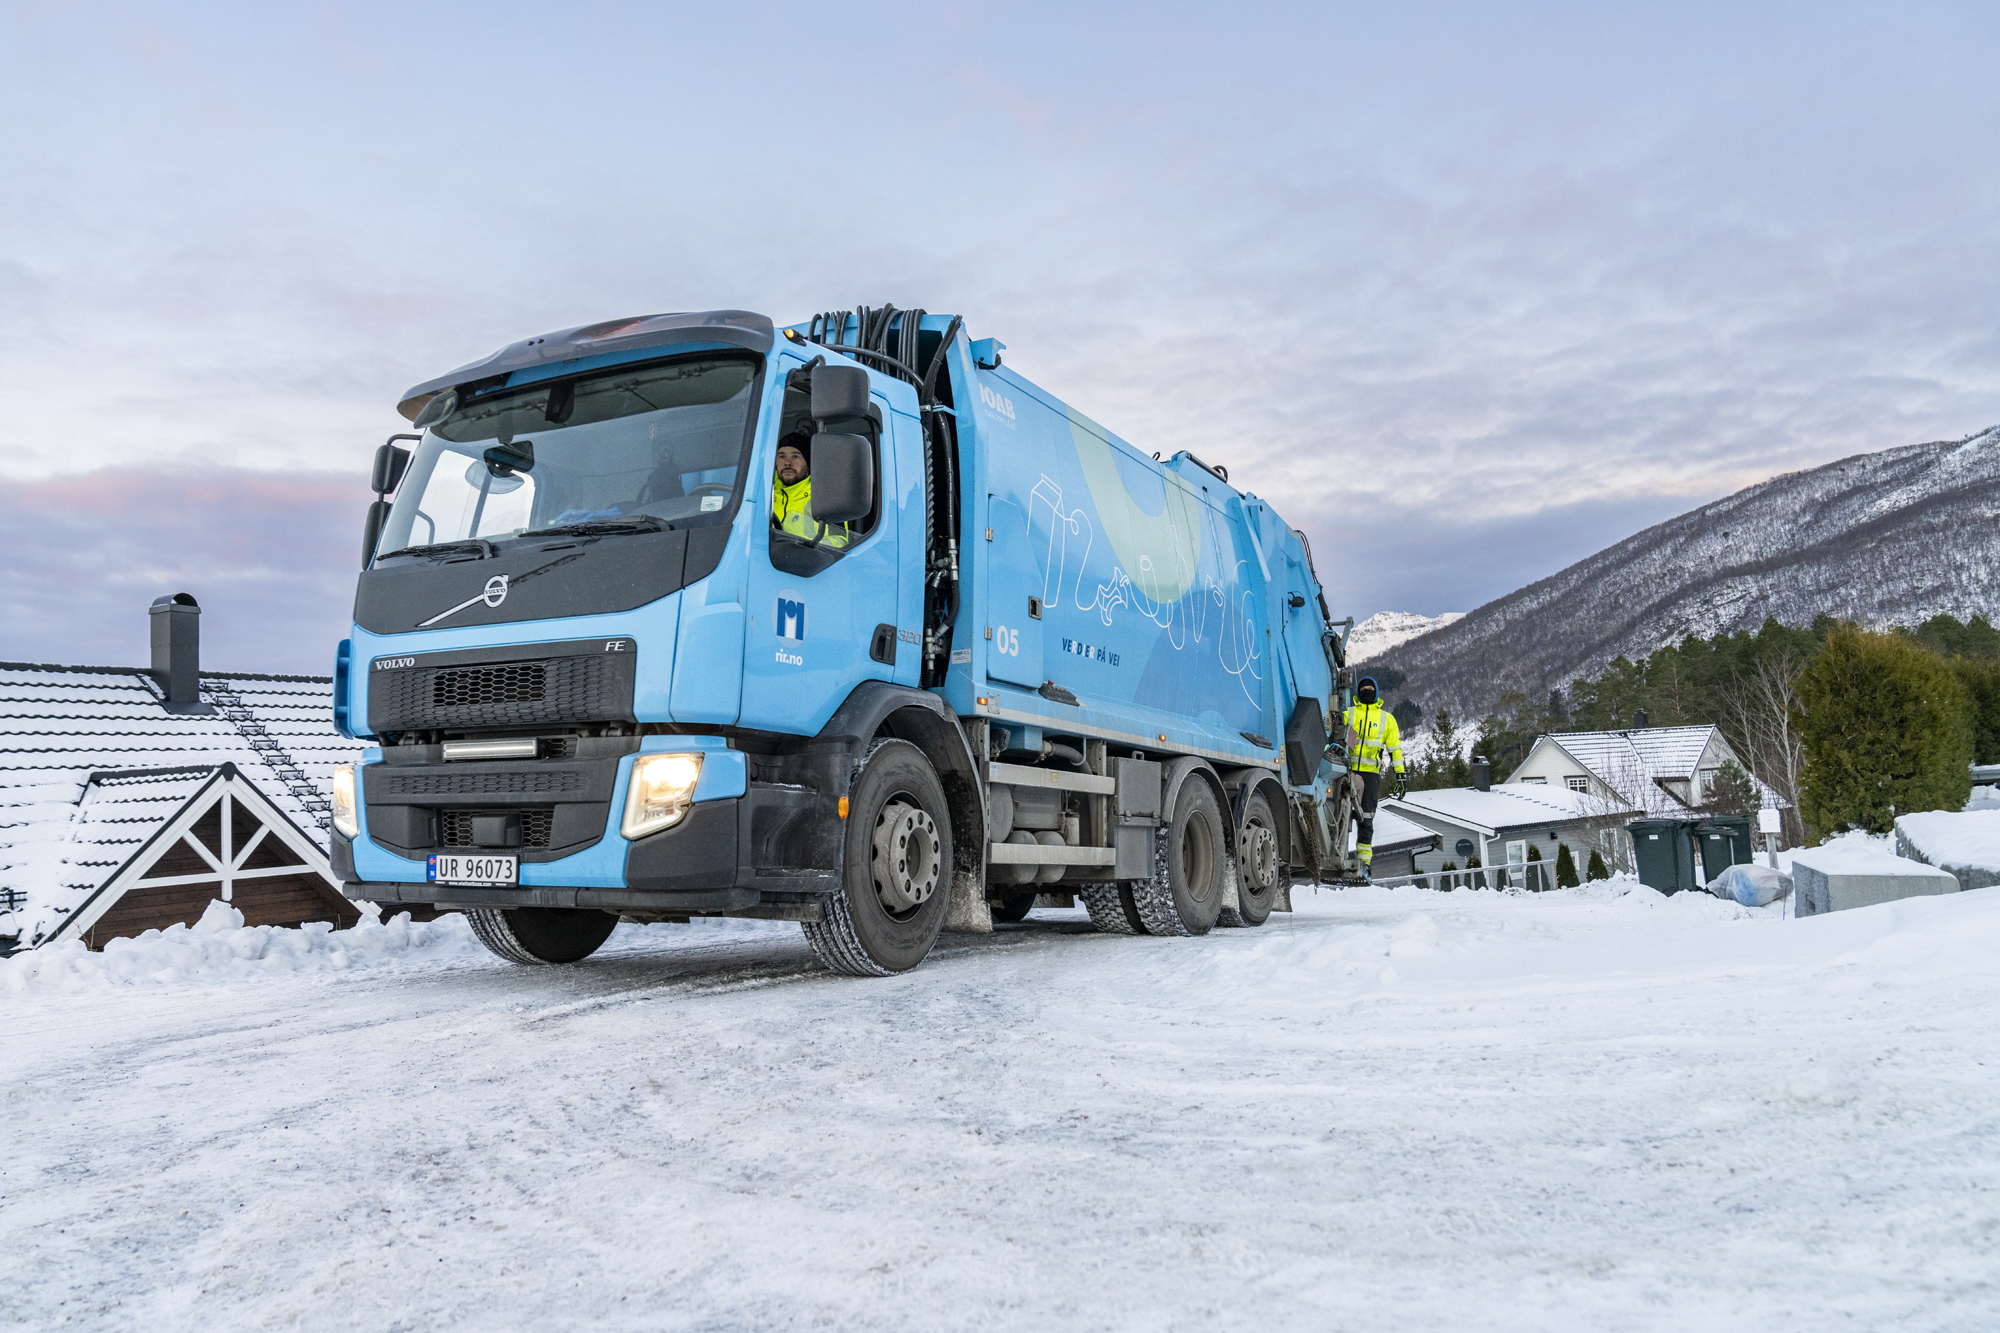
[395,310,777,421]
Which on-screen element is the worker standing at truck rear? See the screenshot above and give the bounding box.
[1342,675,1405,879]
[770,431,851,549]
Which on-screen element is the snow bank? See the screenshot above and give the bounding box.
[1895,809,2000,890]
[0,899,481,994]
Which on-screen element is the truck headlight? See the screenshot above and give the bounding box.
[622,752,703,839]
[331,764,359,838]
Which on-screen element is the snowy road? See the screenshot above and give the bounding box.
[5,884,1998,1331]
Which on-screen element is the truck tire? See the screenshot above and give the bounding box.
[803,740,952,976]
[466,906,617,965]
[1130,779,1225,936]
[1078,883,1142,934]
[1219,789,1279,927]
[990,891,1038,923]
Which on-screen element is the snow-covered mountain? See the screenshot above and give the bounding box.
[1347,611,1465,663]
[1380,425,2000,719]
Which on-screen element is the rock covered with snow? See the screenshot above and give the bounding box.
[1895,808,2000,891]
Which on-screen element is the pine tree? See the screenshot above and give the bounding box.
[1525,843,1546,891]
[1706,760,1756,815]
[1951,657,2000,765]
[1797,626,1973,836]
[1586,849,1609,881]
[1555,843,1580,887]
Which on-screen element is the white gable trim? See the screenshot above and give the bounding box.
[47,763,336,946]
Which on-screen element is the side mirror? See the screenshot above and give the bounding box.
[811,364,872,422]
[372,435,418,494]
[361,498,392,568]
[809,433,873,523]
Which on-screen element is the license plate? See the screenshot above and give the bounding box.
[428,853,518,886]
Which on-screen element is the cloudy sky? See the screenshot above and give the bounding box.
[3,1,1997,673]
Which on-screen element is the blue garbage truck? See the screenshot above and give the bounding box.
[329,306,1358,974]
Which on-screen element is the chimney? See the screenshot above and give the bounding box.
[1633,708,1649,730]
[149,593,213,714]
[1471,756,1491,792]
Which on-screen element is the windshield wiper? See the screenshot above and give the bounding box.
[531,516,667,539]
[375,538,499,561]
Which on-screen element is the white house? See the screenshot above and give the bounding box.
[1505,725,1782,816]
[1,596,366,952]
[1384,782,1639,884]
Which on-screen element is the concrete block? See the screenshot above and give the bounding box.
[1791,845,1960,917]
[1894,810,2000,892]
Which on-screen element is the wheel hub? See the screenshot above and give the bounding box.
[1242,823,1278,889]
[871,801,941,912]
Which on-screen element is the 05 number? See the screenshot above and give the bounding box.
[994,625,1020,656]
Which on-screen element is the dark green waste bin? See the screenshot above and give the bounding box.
[1626,819,1696,895]
[1694,815,1754,883]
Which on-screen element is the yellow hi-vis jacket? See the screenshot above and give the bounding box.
[1342,700,1404,774]
[771,476,850,549]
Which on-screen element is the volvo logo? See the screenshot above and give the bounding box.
[419,573,512,629]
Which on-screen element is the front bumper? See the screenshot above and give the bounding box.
[337,777,836,914]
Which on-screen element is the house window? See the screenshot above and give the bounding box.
[1519,776,1547,785]
[1566,776,1589,792]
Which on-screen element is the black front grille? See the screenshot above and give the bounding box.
[369,642,636,732]
[434,663,545,708]
[380,769,584,797]
[439,809,554,849]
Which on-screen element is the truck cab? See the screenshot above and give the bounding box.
[332,307,1355,974]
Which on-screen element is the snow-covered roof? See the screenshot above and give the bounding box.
[1370,808,1439,853]
[1543,726,1716,781]
[0,663,364,942]
[1384,784,1636,837]
[1517,726,1785,815]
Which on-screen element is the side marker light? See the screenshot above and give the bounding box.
[838,796,849,819]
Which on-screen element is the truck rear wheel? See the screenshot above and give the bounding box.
[990,891,1038,923]
[1078,884,1141,934]
[1130,778,1225,936]
[1219,789,1280,928]
[804,740,952,976]
[466,906,617,965]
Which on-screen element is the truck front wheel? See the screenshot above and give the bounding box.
[804,740,953,976]
[466,906,617,965]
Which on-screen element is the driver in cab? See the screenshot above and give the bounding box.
[770,431,851,549]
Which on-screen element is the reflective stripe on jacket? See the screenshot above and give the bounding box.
[1341,701,1404,773]
[771,476,850,549]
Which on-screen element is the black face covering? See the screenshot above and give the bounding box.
[1358,686,1378,705]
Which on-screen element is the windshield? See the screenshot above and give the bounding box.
[375,354,761,556]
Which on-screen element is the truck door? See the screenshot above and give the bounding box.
[739,377,906,736]
[984,494,1044,688]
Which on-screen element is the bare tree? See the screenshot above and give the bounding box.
[1714,647,1807,840]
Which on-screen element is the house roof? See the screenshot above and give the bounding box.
[0,663,365,941]
[1540,726,1716,781]
[1370,808,1440,854]
[1516,725,1786,813]
[1385,783,1637,837]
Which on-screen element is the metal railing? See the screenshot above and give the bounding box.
[1367,862,1561,893]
